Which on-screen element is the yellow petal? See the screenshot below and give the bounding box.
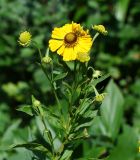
[63,47,77,61]
[57,45,65,55]
[76,37,92,53]
[72,22,81,31]
[52,28,66,39]
[52,24,72,39]
[49,39,63,52]
[62,24,73,34]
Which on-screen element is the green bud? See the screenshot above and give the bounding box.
[33,99,41,107]
[42,56,52,64]
[83,128,89,138]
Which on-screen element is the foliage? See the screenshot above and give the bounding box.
[0,0,140,160]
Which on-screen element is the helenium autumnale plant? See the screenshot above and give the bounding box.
[15,22,110,160]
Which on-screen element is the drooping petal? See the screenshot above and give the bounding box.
[72,22,81,32]
[77,52,90,62]
[63,47,77,61]
[49,39,63,52]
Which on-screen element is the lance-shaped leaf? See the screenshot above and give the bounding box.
[54,72,68,81]
[107,125,138,160]
[99,80,124,139]
[13,141,52,158]
[60,150,73,160]
[17,105,33,116]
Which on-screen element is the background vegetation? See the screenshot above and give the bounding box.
[0,0,140,159]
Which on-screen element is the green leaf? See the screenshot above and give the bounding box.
[74,121,93,132]
[60,150,73,160]
[17,105,33,116]
[13,141,52,158]
[76,98,91,116]
[85,74,110,94]
[107,125,138,160]
[115,0,130,22]
[35,116,62,152]
[2,119,21,142]
[82,140,107,159]
[92,73,110,87]
[54,72,68,81]
[8,149,33,160]
[99,80,124,139]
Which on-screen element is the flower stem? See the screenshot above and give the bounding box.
[33,42,61,111]
[92,33,99,42]
[93,85,99,96]
[40,63,61,110]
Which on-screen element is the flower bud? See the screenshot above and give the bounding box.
[18,31,32,47]
[92,25,108,35]
[33,99,41,108]
[95,93,107,102]
[42,56,52,64]
[83,128,89,138]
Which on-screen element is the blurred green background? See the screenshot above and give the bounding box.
[0,0,140,159]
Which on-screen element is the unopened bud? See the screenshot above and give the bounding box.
[42,56,52,64]
[83,128,89,138]
[18,31,32,47]
[33,100,41,107]
[92,25,108,35]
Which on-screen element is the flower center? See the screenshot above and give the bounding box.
[64,32,77,44]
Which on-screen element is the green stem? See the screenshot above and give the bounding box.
[93,85,99,96]
[40,64,61,110]
[74,61,77,82]
[92,33,99,42]
[32,41,43,60]
[41,115,54,156]
[33,42,61,111]
[36,106,54,155]
[69,61,78,114]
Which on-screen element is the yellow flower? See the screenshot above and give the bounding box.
[92,25,108,35]
[94,93,107,102]
[18,31,32,47]
[49,22,92,61]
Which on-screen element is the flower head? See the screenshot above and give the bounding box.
[93,70,102,78]
[49,22,92,61]
[92,25,108,35]
[94,93,107,102]
[18,31,32,47]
